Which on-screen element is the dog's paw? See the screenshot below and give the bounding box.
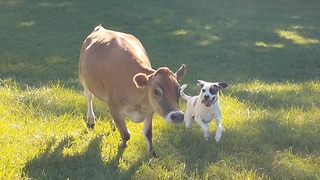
[215,135,221,142]
[204,130,210,140]
[215,127,222,142]
[215,132,222,142]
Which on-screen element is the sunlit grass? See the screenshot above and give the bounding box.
[230,80,320,110]
[19,20,36,27]
[172,29,188,36]
[255,41,284,48]
[1,79,320,179]
[276,29,320,45]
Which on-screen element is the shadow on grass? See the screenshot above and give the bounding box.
[224,116,320,179]
[158,112,319,179]
[1,0,319,88]
[23,136,142,180]
[229,85,320,111]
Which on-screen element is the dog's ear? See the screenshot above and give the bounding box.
[197,80,205,87]
[214,82,228,89]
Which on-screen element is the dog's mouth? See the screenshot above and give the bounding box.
[201,97,216,107]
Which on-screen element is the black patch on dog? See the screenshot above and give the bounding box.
[209,86,219,95]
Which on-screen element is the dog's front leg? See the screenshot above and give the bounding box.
[215,116,222,142]
[195,117,210,140]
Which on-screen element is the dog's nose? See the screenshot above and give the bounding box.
[204,95,210,100]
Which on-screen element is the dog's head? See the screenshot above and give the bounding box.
[197,80,228,107]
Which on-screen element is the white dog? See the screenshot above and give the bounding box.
[180,80,228,141]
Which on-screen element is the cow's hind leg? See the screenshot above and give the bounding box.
[84,89,96,129]
[143,113,156,157]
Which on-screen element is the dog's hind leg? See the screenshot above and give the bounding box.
[184,109,193,131]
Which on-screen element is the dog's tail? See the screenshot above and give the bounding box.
[180,84,192,101]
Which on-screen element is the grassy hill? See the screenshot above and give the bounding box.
[0,0,319,179]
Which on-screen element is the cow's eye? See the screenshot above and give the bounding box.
[153,88,162,96]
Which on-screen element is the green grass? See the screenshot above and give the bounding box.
[1,0,320,179]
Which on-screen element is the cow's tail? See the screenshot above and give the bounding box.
[180,84,191,101]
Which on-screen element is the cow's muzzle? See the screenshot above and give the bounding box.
[166,111,184,123]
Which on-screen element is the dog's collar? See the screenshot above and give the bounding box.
[201,97,217,107]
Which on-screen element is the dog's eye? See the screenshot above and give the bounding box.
[202,89,206,93]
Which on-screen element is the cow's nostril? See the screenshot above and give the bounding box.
[170,111,184,123]
[171,113,176,120]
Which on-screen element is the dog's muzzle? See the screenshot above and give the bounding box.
[201,97,216,107]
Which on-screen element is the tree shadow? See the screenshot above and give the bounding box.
[23,135,142,180]
[158,112,319,179]
[229,83,320,111]
[0,0,319,88]
[224,116,320,179]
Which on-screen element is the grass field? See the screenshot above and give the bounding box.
[1,0,320,179]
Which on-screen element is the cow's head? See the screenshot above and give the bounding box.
[133,64,186,123]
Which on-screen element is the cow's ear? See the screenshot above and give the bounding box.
[133,73,149,88]
[175,64,186,81]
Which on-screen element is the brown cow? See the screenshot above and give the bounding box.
[78,25,186,157]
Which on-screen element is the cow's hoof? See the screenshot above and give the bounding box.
[86,123,95,129]
[118,140,127,148]
[149,150,157,158]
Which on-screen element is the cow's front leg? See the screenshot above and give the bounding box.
[84,90,95,129]
[194,116,210,140]
[143,113,156,157]
[110,109,130,148]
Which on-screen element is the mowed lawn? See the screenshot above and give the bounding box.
[1,0,320,179]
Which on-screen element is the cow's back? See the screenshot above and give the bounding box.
[79,27,153,105]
